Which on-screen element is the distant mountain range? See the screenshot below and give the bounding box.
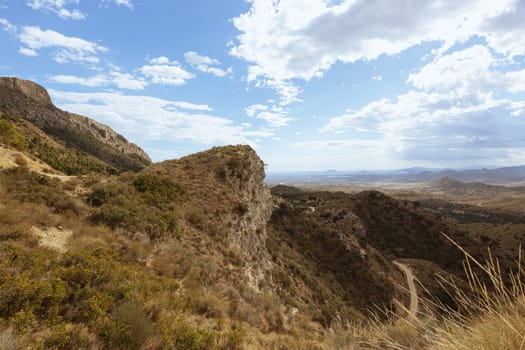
[267,165,525,185]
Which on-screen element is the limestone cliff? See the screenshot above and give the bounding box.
[0,77,151,172]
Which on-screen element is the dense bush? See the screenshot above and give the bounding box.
[1,114,114,175]
[170,323,218,350]
[0,118,28,150]
[0,168,87,215]
[0,243,247,349]
[0,167,60,203]
[43,125,149,173]
[28,134,112,175]
[0,245,179,348]
[88,173,184,240]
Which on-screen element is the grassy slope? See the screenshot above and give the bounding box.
[0,82,150,174]
[0,142,524,348]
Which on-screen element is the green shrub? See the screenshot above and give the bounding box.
[42,324,96,350]
[221,323,245,350]
[132,173,185,204]
[42,125,148,173]
[28,134,112,175]
[0,245,176,347]
[0,119,28,150]
[187,208,207,230]
[0,167,59,203]
[88,174,182,240]
[171,323,218,350]
[101,301,155,349]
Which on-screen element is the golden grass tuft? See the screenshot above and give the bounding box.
[357,234,525,350]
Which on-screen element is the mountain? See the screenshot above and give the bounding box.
[0,77,150,174]
[267,165,525,185]
[0,78,522,349]
[428,176,525,195]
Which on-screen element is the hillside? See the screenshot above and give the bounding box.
[0,77,150,174]
[1,78,524,349]
[428,176,525,196]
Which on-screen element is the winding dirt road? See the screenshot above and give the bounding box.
[394,261,418,319]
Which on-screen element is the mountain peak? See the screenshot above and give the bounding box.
[430,176,463,189]
[0,77,52,106]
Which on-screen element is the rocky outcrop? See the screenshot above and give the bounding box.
[0,77,52,106]
[0,77,151,171]
[222,146,274,290]
[148,145,274,290]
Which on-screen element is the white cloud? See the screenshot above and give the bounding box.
[173,101,212,112]
[245,104,267,117]
[50,74,109,87]
[49,72,147,90]
[184,51,231,77]
[110,72,147,90]
[0,18,16,33]
[112,0,132,8]
[371,75,382,81]
[293,139,386,153]
[256,79,302,106]
[231,0,518,82]
[184,51,220,67]
[321,45,525,166]
[148,56,172,65]
[230,0,525,106]
[27,0,86,20]
[407,45,525,95]
[481,0,525,58]
[140,56,195,85]
[18,47,38,56]
[49,90,273,147]
[255,110,293,128]
[246,103,292,128]
[206,67,231,77]
[18,26,107,64]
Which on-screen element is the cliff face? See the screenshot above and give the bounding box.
[0,77,151,171]
[148,145,274,290]
[222,146,274,290]
[0,77,53,106]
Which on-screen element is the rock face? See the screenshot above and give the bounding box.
[149,145,274,290]
[223,146,274,290]
[0,77,151,171]
[0,77,53,106]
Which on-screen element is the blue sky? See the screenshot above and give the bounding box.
[1,0,525,172]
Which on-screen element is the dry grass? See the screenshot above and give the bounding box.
[0,328,19,350]
[357,234,525,350]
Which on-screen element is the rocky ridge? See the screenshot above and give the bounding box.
[0,77,151,171]
[146,145,274,290]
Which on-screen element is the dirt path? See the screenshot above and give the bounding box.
[394,261,418,319]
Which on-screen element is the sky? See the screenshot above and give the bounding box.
[1,0,525,172]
